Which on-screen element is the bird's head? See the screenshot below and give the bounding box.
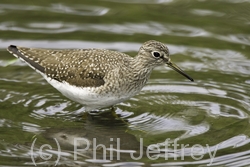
[138,40,194,82]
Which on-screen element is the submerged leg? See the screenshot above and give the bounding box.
[87,106,115,115]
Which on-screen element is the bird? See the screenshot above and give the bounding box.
[7,40,194,112]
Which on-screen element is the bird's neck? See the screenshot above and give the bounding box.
[129,55,154,81]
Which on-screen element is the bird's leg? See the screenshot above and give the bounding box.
[87,106,116,115]
[86,106,127,122]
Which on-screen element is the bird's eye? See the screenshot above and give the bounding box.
[152,51,161,58]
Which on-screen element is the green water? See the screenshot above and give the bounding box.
[0,0,250,166]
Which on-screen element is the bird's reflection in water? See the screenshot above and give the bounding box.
[44,110,145,162]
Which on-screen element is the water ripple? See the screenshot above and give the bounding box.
[216,34,250,46]
[190,9,225,17]
[129,113,209,139]
[142,81,250,119]
[0,21,210,37]
[103,0,174,4]
[0,3,109,16]
[220,0,250,3]
[49,3,109,16]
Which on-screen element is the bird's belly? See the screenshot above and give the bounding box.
[43,75,136,111]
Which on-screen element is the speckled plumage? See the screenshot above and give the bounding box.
[7,40,193,111]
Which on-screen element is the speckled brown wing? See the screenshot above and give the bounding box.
[7,46,129,88]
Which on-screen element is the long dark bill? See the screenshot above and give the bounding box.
[167,61,194,82]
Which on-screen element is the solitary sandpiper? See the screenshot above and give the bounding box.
[7,40,193,111]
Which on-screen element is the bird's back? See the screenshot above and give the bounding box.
[7,46,132,88]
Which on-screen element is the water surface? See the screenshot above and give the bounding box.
[0,0,250,166]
